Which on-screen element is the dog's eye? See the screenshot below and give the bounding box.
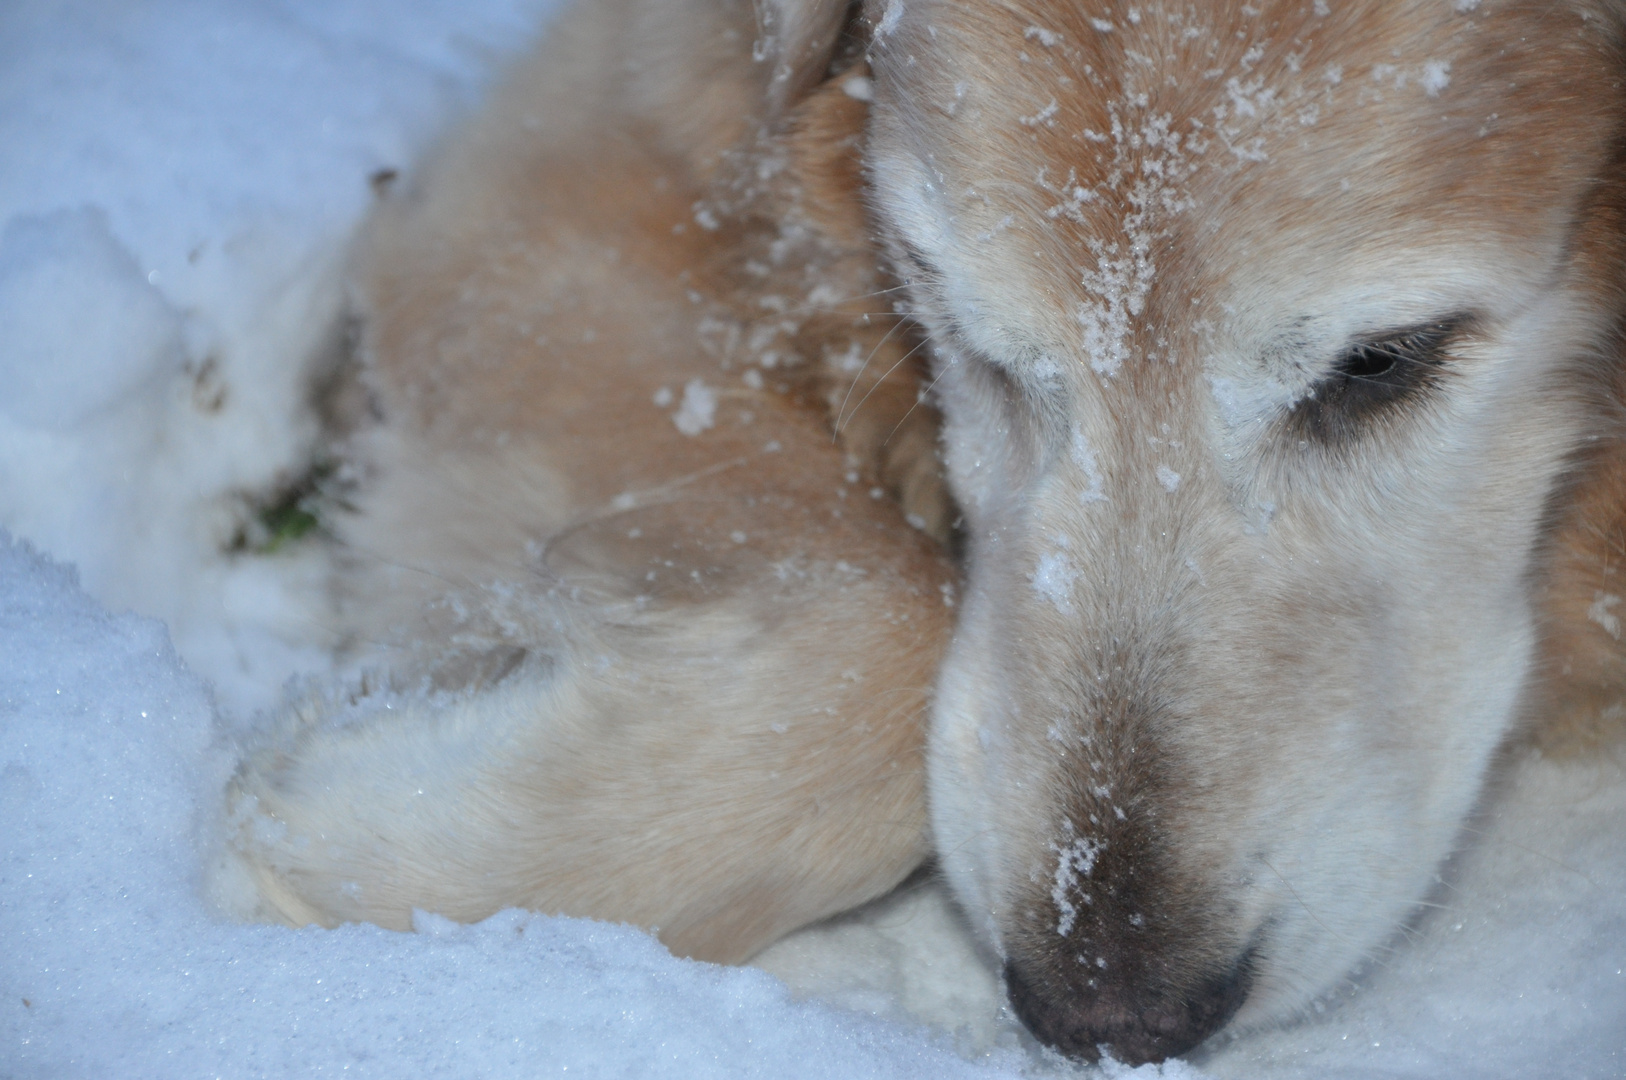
[1290,317,1467,443]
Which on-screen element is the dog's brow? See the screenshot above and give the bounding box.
[1347,312,1478,354]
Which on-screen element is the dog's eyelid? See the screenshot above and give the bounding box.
[1286,312,1476,444]
[894,238,944,283]
[1341,311,1477,363]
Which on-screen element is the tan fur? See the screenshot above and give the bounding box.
[216,0,954,965]
[213,0,1626,1063]
[1531,385,1626,756]
[848,0,1626,1064]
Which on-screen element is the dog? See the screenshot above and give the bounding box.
[215,0,956,966]
[216,0,1626,1067]
[849,0,1626,1064]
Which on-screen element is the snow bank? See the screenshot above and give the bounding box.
[0,0,571,716]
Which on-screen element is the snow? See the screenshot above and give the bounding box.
[1021,99,1062,128]
[0,0,569,718]
[1071,429,1110,503]
[1050,832,1106,938]
[1032,548,1080,615]
[1071,111,1195,377]
[875,0,905,38]
[673,378,720,436]
[843,76,877,103]
[1,1,1624,1077]
[1588,591,1622,640]
[0,208,182,428]
[1420,60,1451,97]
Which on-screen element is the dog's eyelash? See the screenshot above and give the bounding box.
[1290,316,1470,443]
[893,239,944,285]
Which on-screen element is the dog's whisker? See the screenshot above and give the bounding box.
[881,359,949,447]
[835,334,930,437]
[831,315,909,439]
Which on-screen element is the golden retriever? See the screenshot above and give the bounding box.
[218,0,1626,1067]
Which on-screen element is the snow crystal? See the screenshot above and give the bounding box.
[1020,99,1061,128]
[1051,829,1105,937]
[1031,549,1079,614]
[842,75,875,102]
[1155,464,1181,492]
[875,0,905,37]
[653,384,676,406]
[1421,59,1451,97]
[1225,75,1278,121]
[1071,427,1109,503]
[1070,110,1195,376]
[672,378,718,435]
[1588,591,1622,640]
[1024,26,1061,48]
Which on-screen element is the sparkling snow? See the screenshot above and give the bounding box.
[1032,548,1080,615]
[1,2,1623,1078]
[673,378,720,436]
[1050,833,1106,938]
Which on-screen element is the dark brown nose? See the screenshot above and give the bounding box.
[1003,951,1254,1065]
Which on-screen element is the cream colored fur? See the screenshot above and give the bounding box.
[215,0,954,965]
[848,0,1626,1065]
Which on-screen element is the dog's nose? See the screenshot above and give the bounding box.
[1002,951,1253,1065]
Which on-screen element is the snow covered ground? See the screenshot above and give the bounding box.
[0,1,1622,1077]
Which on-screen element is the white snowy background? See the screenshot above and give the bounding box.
[1,1,1622,1077]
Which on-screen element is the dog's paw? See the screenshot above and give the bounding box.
[208,769,342,928]
[821,344,955,544]
[880,398,954,544]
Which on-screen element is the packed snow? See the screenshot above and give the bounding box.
[1,1,1623,1077]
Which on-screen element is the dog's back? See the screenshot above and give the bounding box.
[216,0,954,964]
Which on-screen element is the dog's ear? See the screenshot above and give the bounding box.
[755,0,855,112]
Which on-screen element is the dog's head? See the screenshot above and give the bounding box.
[809,0,1626,1063]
